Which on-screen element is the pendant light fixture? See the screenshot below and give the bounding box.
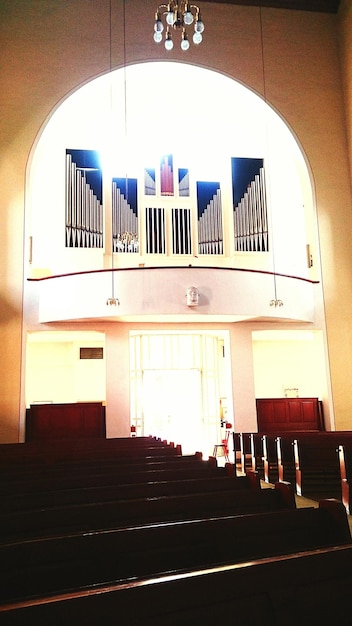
[154,2,204,50]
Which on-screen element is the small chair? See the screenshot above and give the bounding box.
[213,422,232,462]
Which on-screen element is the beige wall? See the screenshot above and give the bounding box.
[339,0,352,181]
[25,339,106,407]
[252,333,327,401]
[1,0,352,441]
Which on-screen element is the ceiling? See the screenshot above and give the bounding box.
[200,0,340,13]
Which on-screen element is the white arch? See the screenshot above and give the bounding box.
[21,62,329,442]
[25,61,318,281]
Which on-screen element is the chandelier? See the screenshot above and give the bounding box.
[154,2,204,51]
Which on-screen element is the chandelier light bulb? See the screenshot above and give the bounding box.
[166,8,175,25]
[154,30,163,42]
[183,3,194,25]
[181,30,190,50]
[193,31,202,44]
[154,12,164,31]
[195,14,204,33]
[165,30,174,50]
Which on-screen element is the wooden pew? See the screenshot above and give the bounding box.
[2,472,260,512]
[289,432,352,500]
[0,498,349,605]
[0,449,210,477]
[0,481,295,541]
[0,440,197,465]
[337,443,352,514]
[237,433,280,483]
[256,433,297,485]
[0,435,167,457]
[0,437,190,492]
[232,431,242,468]
[292,436,341,500]
[0,453,201,485]
[246,433,279,484]
[1,535,352,624]
[276,433,296,484]
[239,431,352,505]
[238,432,254,474]
[0,462,233,497]
[249,433,264,476]
[276,431,349,489]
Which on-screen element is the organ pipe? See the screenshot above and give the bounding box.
[233,167,268,252]
[198,188,223,255]
[65,153,103,248]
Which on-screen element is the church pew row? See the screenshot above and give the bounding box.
[0,444,186,476]
[0,481,296,541]
[235,431,352,506]
[236,432,291,483]
[0,459,234,497]
[2,542,352,625]
[236,432,279,481]
[0,498,349,605]
[0,455,206,485]
[0,438,194,490]
[238,432,312,484]
[0,450,214,480]
[2,472,260,512]
[0,436,179,466]
[0,457,235,496]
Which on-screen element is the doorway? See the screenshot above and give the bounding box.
[130,331,232,458]
[143,369,202,454]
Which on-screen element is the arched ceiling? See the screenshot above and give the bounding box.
[201,0,340,13]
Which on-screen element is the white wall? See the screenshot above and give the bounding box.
[252,330,326,400]
[26,335,105,407]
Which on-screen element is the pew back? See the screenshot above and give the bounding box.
[0,481,295,541]
[2,472,260,511]
[2,543,352,625]
[0,498,349,604]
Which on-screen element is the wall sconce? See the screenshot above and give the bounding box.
[306,244,313,268]
[186,286,199,307]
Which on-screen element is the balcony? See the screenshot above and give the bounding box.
[27,266,318,324]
